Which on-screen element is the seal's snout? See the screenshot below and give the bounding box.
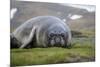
[55,37,65,46]
[55,37,61,44]
[48,32,66,47]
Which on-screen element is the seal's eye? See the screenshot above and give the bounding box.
[61,33,64,37]
[50,33,54,37]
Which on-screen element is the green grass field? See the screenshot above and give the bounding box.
[11,38,95,66]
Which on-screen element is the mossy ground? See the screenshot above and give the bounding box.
[11,38,95,66]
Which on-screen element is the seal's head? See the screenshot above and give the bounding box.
[47,24,67,47]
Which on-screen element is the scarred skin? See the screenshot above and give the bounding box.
[11,16,72,48]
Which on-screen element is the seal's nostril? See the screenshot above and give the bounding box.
[55,37,60,43]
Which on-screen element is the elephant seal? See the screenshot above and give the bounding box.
[11,16,72,48]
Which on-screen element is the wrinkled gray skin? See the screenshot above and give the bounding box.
[11,16,72,48]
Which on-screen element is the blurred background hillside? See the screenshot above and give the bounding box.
[10,0,95,37]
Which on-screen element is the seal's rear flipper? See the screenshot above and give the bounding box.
[10,34,21,48]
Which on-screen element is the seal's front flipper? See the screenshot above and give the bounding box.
[20,27,36,48]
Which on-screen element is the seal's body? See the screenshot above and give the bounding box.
[11,16,72,48]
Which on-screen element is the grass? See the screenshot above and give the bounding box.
[11,38,95,66]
